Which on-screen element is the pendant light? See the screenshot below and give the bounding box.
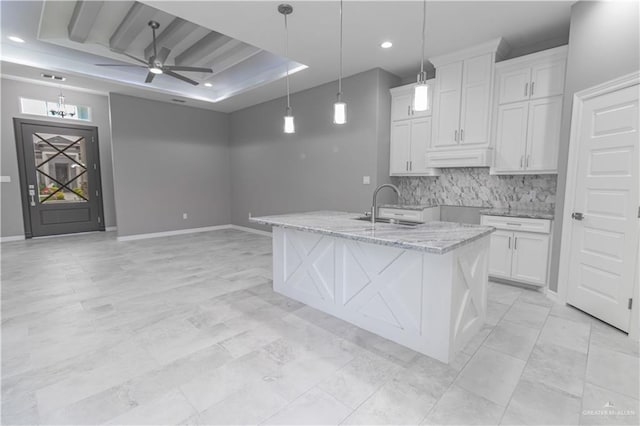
[49,90,75,118]
[333,0,346,124]
[279,4,295,134]
[413,0,429,112]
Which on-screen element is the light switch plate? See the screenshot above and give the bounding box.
[363,176,371,185]
[0,176,11,183]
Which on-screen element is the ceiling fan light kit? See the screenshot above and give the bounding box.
[95,20,213,86]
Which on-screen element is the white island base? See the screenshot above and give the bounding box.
[271,227,490,364]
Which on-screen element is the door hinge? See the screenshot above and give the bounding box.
[92,137,95,143]
[629,298,633,310]
[93,163,97,170]
[96,190,99,197]
[98,216,101,224]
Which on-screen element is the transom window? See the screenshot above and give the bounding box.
[20,97,91,121]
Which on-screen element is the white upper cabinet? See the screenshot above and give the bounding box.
[428,38,508,168]
[389,82,439,176]
[491,45,568,175]
[390,81,433,121]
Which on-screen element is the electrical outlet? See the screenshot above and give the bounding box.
[363,176,371,185]
[182,213,188,220]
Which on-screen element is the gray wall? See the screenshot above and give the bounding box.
[549,0,640,292]
[229,68,400,230]
[109,94,230,237]
[0,78,116,237]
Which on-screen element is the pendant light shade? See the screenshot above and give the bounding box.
[279,4,295,134]
[413,0,429,112]
[334,0,347,124]
[284,107,295,133]
[333,101,346,124]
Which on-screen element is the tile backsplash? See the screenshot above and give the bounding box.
[394,168,557,212]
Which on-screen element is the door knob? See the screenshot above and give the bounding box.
[571,212,584,221]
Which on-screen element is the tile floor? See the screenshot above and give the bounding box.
[1,229,638,425]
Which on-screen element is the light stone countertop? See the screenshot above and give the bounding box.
[250,211,494,255]
[379,204,437,210]
[479,207,555,220]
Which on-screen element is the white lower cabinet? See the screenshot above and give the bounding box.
[482,215,552,287]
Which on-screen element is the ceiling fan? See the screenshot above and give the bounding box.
[95,21,213,86]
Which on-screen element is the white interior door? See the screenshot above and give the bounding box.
[567,83,639,332]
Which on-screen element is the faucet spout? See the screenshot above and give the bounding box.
[371,183,400,224]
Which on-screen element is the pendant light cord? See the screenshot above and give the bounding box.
[420,0,426,77]
[284,12,291,110]
[338,0,343,99]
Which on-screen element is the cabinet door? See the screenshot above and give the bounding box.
[389,121,411,175]
[530,59,566,99]
[511,232,549,286]
[498,67,532,104]
[409,117,432,173]
[526,96,562,172]
[493,101,529,172]
[391,92,413,121]
[432,61,463,148]
[459,53,493,146]
[488,230,513,279]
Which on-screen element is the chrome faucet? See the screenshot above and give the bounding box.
[371,183,400,224]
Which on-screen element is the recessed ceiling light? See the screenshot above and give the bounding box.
[380,41,393,49]
[8,36,25,43]
[41,73,66,81]
[204,82,212,87]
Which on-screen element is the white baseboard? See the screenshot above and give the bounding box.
[229,225,272,237]
[545,288,561,304]
[105,226,117,232]
[117,225,233,242]
[1,235,25,243]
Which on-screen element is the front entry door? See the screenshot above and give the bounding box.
[14,119,105,238]
[566,83,639,332]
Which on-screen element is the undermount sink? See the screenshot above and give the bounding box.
[353,216,422,227]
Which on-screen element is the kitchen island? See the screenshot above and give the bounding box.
[250,211,494,363]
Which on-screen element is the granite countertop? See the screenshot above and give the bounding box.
[379,204,437,211]
[479,207,555,220]
[250,211,494,255]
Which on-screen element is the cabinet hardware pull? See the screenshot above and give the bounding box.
[409,161,412,171]
[531,81,535,95]
[520,156,524,168]
[506,222,522,226]
[508,236,511,249]
[524,82,528,97]
[407,105,410,116]
[514,237,518,250]
[526,155,530,167]
[406,161,409,171]
[454,130,458,142]
[460,129,464,141]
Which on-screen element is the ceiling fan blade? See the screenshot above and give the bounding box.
[145,72,156,83]
[157,47,171,64]
[122,52,149,65]
[164,70,199,86]
[163,65,213,73]
[95,64,146,67]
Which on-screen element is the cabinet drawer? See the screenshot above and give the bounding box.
[481,215,551,234]
[378,208,424,222]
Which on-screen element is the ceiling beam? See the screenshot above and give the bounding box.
[206,44,262,78]
[143,17,198,60]
[67,1,104,43]
[109,2,156,53]
[175,31,238,67]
